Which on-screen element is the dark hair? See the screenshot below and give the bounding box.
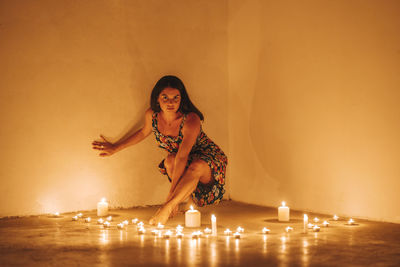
[150,75,204,120]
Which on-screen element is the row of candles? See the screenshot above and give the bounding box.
[54,199,358,239]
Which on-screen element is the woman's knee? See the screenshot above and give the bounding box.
[188,160,210,178]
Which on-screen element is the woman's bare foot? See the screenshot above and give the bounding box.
[149,204,173,225]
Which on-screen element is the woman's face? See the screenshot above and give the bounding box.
[158,87,181,113]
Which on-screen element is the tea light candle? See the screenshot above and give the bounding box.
[72,216,78,221]
[137,222,144,228]
[138,227,146,234]
[85,217,91,223]
[333,215,339,221]
[262,227,270,234]
[204,228,212,234]
[303,214,308,233]
[122,220,129,225]
[236,226,244,233]
[313,217,319,223]
[192,231,200,238]
[176,225,184,232]
[313,225,320,232]
[52,212,61,218]
[323,221,329,227]
[176,232,184,238]
[157,223,165,229]
[233,232,241,239]
[278,202,290,222]
[106,216,112,222]
[77,213,83,218]
[117,223,124,229]
[97,198,109,217]
[224,229,232,236]
[308,223,314,229]
[285,226,293,233]
[164,230,172,238]
[103,221,110,228]
[132,218,138,224]
[347,218,356,225]
[211,214,217,236]
[185,206,201,227]
[151,229,159,236]
[97,218,104,224]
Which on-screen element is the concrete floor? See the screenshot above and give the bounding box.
[0,201,399,267]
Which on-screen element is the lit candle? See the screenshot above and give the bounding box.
[285,226,293,233]
[262,227,270,234]
[313,225,320,232]
[106,216,112,222]
[122,220,129,225]
[233,232,241,239]
[164,230,172,238]
[117,223,124,229]
[97,218,104,224]
[52,212,61,218]
[137,221,144,228]
[97,198,109,217]
[72,216,78,221]
[132,218,138,224]
[176,232,184,238]
[77,213,83,218]
[211,214,217,236]
[176,225,184,232]
[303,214,308,233]
[313,217,319,223]
[322,221,329,227]
[224,229,232,236]
[151,229,159,236]
[138,227,146,234]
[192,231,200,238]
[157,223,165,229]
[278,202,290,222]
[103,221,110,228]
[204,228,212,234]
[185,206,201,227]
[85,217,91,223]
[347,218,356,225]
[236,226,244,233]
[333,215,339,221]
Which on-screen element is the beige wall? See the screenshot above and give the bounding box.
[0,0,228,216]
[228,0,400,223]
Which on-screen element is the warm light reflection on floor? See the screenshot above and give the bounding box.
[100,230,109,245]
[263,235,268,254]
[165,239,170,265]
[302,238,309,266]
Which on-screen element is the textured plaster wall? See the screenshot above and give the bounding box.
[0,0,228,216]
[228,0,400,223]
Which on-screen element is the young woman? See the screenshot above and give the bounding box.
[92,75,227,225]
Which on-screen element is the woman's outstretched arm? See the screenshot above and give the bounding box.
[92,108,154,156]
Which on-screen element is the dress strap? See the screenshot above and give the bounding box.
[179,113,187,133]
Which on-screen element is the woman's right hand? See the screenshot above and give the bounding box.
[92,135,117,157]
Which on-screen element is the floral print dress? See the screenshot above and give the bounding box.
[152,112,227,206]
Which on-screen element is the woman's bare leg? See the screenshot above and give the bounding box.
[149,159,211,225]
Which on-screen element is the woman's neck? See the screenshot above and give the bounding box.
[160,111,181,125]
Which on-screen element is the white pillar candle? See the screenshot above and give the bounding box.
[303,214,308,233]
[278,202,290,222]
[97,198,109,217]
[185,206,201,227]
[211,214,217,236]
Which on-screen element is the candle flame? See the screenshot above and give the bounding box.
[101,197,106,203]
[190,205,194,211]
[282,201,286,207]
